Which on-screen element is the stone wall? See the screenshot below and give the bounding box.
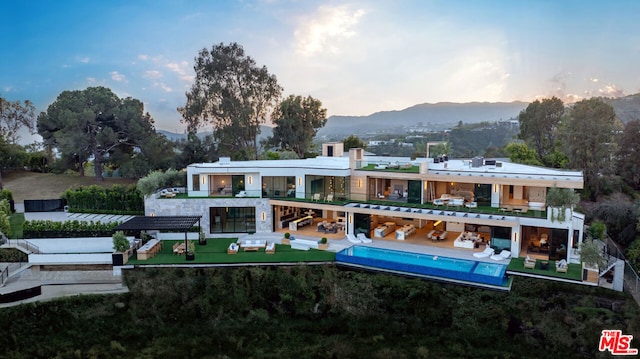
[145,195,274,235]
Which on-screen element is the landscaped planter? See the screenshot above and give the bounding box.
[186,252,195,261]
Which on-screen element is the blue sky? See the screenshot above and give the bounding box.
[2,0,639,142]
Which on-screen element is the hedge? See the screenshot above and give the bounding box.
[62,185,144,215]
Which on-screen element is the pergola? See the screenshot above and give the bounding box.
[115,216,202,258]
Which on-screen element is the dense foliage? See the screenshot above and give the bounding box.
[62,184,143,215]
[37,86,170,181]
[22,220,120,238]
[0,266,636,358]
[136,168,186,196]
[268,95,328,158]
[179,42,282,160]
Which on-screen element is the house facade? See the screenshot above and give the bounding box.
[146,143,585,263]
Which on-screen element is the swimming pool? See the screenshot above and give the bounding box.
[336,246,508,287]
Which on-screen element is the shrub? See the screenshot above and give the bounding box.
[112,231,129,252]
[321,237,327,244]
[0,190,13,202]
[284,232,290,239]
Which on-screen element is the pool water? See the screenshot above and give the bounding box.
[336,245,508,287]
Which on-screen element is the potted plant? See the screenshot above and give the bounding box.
[112,230,130,265]
[580,236,605,283]
[186,240,196,261]
[318,237,329,250]
[546,186,580,222]
[282,232,291,245]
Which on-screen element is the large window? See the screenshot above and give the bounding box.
[192,174,200,191]
[209,207,256,233]
[305,175,350,200]
[262,176,295,198]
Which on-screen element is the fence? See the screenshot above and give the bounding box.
[604,237,640,306]
[23,199,66,212]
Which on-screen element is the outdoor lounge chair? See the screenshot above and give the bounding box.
[227,242,239,254]
[556,259,568,273]
[265,241,276,254]
[357,233,372,243]
[524,255,536,269]
[490,250,512,261]
[473,246,494,258]
[347,234,360,244]
[235,190,247,198]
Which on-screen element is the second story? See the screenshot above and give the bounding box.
[185,142,583,217]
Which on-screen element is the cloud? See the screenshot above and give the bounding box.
[154,82,172,93]
[165,61,193,82]
[86,77,97,84]
[599,84,625,98]
[590,77,599,83]
[294,5,366,57]
[138,54,148,61]
[110,71,127,82]
[144,70,163,79]
[77,56,90,63]
[3,86,13,92]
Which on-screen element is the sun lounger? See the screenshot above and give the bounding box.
[357,233,372,243]
[524,255,536,269]
[265,241,276,254]
[347,234,360,244]
[555,259,568,273]
[490,250,511,261]
[473,247,494,258]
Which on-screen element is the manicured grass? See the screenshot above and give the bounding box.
[359,164,420,173]
[8,212,24,239]
[126,238,336,265]
[507,257,582,281]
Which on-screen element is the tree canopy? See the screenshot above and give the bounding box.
[179,42,282,160]
[561,98,618,201]
[269,95,327,158]
[616,119,640,190]
[37,86,162,181]
[0,96,36,145]
[517,97,564,165]
[342,135,366,151]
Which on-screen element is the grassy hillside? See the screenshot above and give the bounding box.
[2,170,137,203]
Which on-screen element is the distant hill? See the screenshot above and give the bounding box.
[605,93,640,123]
[317,101,529,137]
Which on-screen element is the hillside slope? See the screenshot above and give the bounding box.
[2,171,136,203]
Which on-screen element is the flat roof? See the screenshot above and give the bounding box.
[115,216,201,231]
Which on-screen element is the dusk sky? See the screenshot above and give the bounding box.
[2,0,639,142]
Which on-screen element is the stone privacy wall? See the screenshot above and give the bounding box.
[145,195,273,235]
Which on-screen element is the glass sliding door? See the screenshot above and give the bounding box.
[209,207,256,233]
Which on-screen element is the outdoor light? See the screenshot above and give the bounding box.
[150,212,155,217]
[358,178,362,188]
[423,181,428,190]
[348,215,353,223]
[201,176,206,185]
[513,232,518,242]
[433,220,442,227]
[261,211,266,221]
[248,176,253,185]
[493,184,498,192]
[298,177,302,186]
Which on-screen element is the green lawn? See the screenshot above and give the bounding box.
[507,257,582,281]
[8,212,24,239]
[126,238,336,265]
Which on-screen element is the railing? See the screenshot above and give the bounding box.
[6,239,40,254]
[0,266,8,286]
[604,236,640,306]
